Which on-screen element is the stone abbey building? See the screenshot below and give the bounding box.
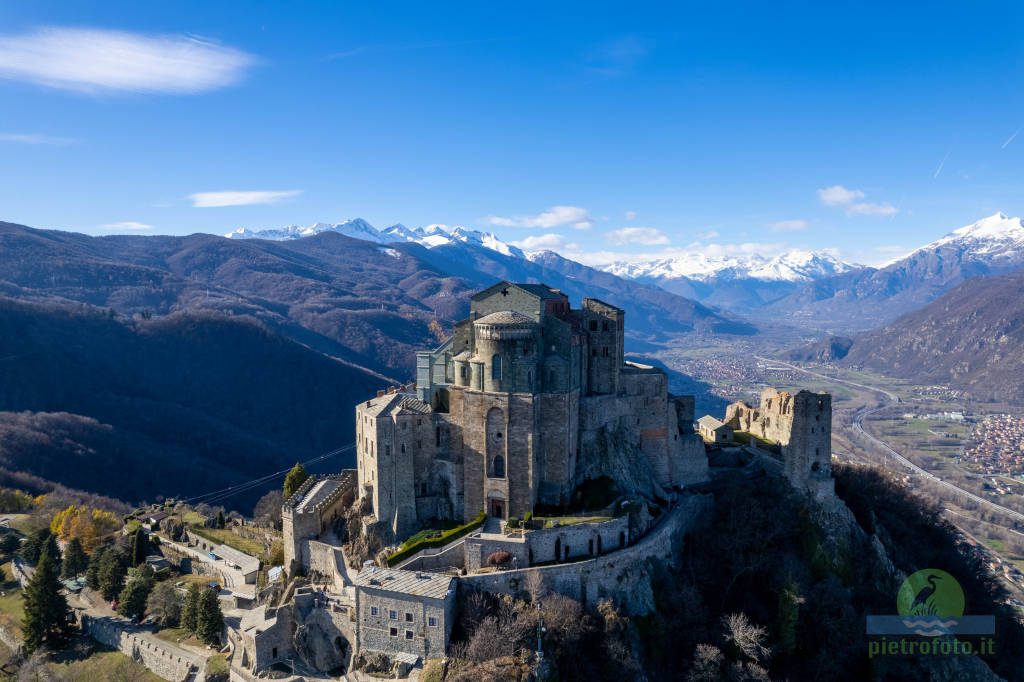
[356,281,709,541]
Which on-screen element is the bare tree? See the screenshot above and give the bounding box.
[723,612,770,663]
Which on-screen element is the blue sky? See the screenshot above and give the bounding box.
[3,2,1024,265]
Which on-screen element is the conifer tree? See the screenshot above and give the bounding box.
[130,528,148,567]
[98,548,128,602]
[22,542,74,653]
[283,462,309,500]
[61,537,88,580]
[85,544,108,591]
[20,528,52,565]
[196,587,224,645]
[216,511,225,529]
[181,583,202,633]
[117,566,155,620]
[0,533,20,556]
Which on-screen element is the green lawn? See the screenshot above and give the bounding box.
[188,526,263,557]
[49,642,166,682]
[0,562,23,637]
[535,515,613,528]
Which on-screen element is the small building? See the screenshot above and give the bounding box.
[698,416,733,444]
[145,555,170,571]
[214,544,261,584]
[353,567,455,662]
[147,511,169,526]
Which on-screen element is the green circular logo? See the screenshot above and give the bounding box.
[897,569,964,618]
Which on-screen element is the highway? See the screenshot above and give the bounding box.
[757,357,1024,524]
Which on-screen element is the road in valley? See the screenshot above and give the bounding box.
[757,357,1024,524]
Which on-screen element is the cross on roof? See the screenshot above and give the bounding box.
[501,287,509,296]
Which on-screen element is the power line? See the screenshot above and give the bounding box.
[180,443,356,506]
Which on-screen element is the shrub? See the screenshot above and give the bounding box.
[386,511,486,567]
[524,511,533,524]
[487,551,512,566]
[506,517,520,529]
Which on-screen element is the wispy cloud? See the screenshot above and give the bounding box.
[1002,127,1021,149]
[189,190,303,207]
[100,221,152,231]
[0,132,78,145]
[586,35,652,77]
[696,230,720,240]
[767,219,808,232]
[486,206,592,230]
[933,149,950,179]
[817,184,898,217]
[327,37,508,61]
[624,210,638,221]
[0,27,256,94]
[604,227,669,245]
[510,233,577,251]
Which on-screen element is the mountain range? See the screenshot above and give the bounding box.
[230,213,1024,335]
[765,213,1024,329]
[840,267,1024,400]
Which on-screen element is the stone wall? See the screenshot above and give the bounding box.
[354,587,453,661]
[307,540,346,590]
[398,538,466,572]
[81,614,203,682]
[460,494,712,615]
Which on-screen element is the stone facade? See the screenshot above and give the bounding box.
[283,470,355,574]
[360,281,709,542]
[463,515,631,571]
[698,415,733,443]
[724,387,834,498]
[353,567,455,661]
[80,614,205,682]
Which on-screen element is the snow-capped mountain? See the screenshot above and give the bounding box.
[225,218,385,243]
[886,212,1024,265]
[225,219,526,257]
[767,212,1024,329]
[602,249,857,284]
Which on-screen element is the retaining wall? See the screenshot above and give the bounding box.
[80,614,204,682]
[460,494,712,615]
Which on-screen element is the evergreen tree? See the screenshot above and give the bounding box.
[117,566,155,620]
[283,462,309,500]
[130,528,148,567]
[61,538,88,579]
[181,583,202,633]
[0,533,20,556]
[22,542,74,653]
[85,544,108,591]
[196,587,224,645]
[216,511,225,529]
[20,528,52,565]
[98,548,128,602]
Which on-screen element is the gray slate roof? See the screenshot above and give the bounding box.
[474,310,536,326]
[214,544,260,574]
[698,415,727,430]
[354,567,454,600]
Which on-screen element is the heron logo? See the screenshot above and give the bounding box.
[896,569,964,635]
[867,567,995,658]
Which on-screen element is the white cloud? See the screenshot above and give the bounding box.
[100,221,152,231]
[486,206,592,230]
[767,219,808,232]
[623,210,637,221]
[818,184,898,217]
[0,132,77,145]
[0,27,255,94]
[189,190,303,207]
[847,202,897,216]
[696,230,720,240]
[604,227,670,246]
[817,185,864,206]
[510,233,577,251]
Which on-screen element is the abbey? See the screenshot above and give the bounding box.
[356,281,709,542]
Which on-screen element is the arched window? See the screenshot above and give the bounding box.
[492,354,501,380]
[493,455,505,478]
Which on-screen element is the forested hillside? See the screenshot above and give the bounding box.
[0,297,386,507]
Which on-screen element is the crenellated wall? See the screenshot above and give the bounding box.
[80,615,204,682]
